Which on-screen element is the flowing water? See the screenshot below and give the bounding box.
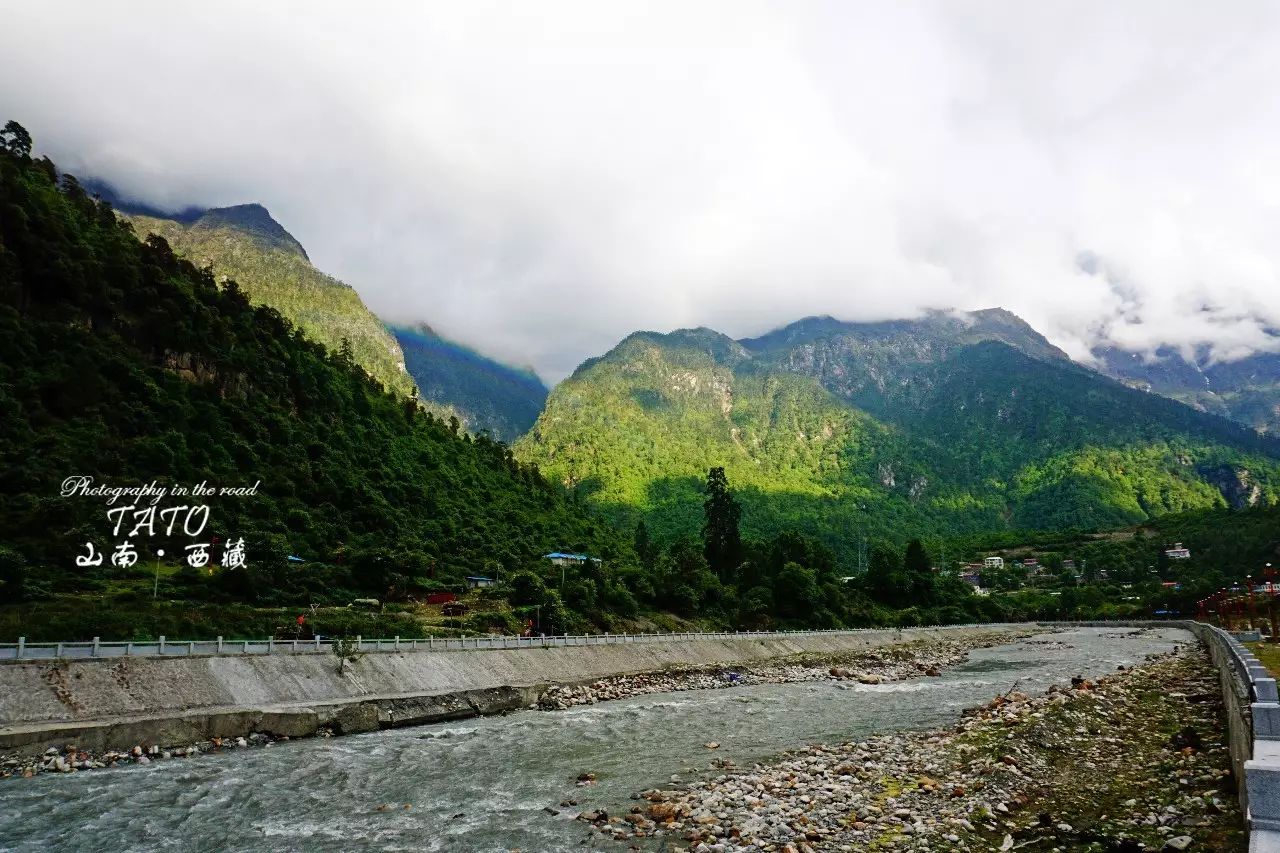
[0,626,1191,852]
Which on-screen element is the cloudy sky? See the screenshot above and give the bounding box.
[4,1,1280,381]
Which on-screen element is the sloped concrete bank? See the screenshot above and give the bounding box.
[0,625,1022,757]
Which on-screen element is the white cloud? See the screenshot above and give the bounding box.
[4,0,1280,380]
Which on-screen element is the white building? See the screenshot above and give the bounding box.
[1164,543,1191,560]
[984,556,1004,570]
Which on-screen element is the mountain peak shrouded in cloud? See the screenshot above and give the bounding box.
[7,3,1280,382]
[87,179,310,259]
[193,204,310,260]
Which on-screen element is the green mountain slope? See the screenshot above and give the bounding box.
[0,134,628,615]
[389,323,548,443]
[120,204,417,399]
[516,312,1280,560]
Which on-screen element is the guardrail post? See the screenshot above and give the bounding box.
[267,637,274,654]
[292,639,298,653]
[56,642,63,657]
[243,640,249,654]
[356,635,362,651]
[126,642,133,656]
[158,635,165,655]
[16,636,23,659]
[91,636,100,658]
[429,636,434,651]
[394,636,400,652]
[188,641,194,655]
[315,635,321,651]
[1246,760,1280,832]
[217,636,224,653]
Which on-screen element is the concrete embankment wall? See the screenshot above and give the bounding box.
[0,625,1020,756]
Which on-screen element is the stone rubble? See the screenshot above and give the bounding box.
[0,730,289,779]
[583,647,1245,851]
[539,633,1024,711]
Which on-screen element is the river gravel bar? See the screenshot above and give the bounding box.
[594,644,1245,852]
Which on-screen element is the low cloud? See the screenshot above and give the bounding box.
[4,1,1280,380]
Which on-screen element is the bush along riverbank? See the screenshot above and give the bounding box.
[538,632,1031,710]
[592,647,1244,852]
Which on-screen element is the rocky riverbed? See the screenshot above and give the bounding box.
[587,645,1245,852]
[539,632,1029,710]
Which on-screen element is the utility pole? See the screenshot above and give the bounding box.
[153,548,165,600]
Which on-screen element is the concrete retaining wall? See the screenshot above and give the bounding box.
[0,624,1019,757]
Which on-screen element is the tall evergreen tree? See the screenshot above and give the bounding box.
[702,466,743,582]
[633,519,656,567]
[866,544,906,606]
[903,538,935,604]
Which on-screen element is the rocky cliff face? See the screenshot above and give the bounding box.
[1198,463,1264,509]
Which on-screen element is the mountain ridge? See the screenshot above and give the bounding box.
[1093,342,1280,436]
[516,310,1280,561]
[389,322,549,443]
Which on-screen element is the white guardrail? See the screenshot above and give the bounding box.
[1204,624,1280,853]
[0,625,988,661]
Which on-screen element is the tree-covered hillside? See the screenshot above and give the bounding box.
[121,204,418,399]
[390,322,548,443]
[517,314,1280,563]
[0,125,628,621]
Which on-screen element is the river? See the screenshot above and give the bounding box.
[0,626,1191,852]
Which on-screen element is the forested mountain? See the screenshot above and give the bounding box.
[0,127,631,611]
[90,185,418,399]
[389,322,548,443]
[516,311,1280,562]
[121,205,417,399]
[1093,342,1280,436]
